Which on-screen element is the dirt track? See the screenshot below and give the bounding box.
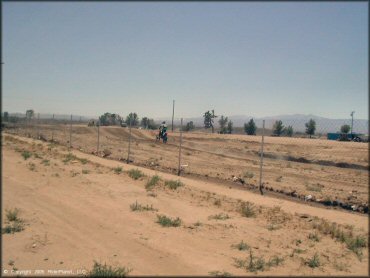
[2,134,368,276]
[6,124,368,209]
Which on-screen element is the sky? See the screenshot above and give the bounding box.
[2,2,368,120]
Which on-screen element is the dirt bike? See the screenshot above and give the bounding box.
[156,130,168,143]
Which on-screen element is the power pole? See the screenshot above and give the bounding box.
[127,115,133,164]
[178,118,183,176]
[259,120,265,195]
[171,100,175,132]
[350,111,355,140]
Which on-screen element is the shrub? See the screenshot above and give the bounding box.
[306,253,320,268]
[165,179,184,190]
[240,202,256,218]
[63,153,76,163]
[113,167,123,174]
[6,208,20,222]
[41,159,50,166]
[214,199,221,207]
[345,235,367,258]
[28,162,36,171]
[266,256,284,267]
[156,215,182,227]
[128,169,145,180]
[88,261,131,277]
[243,171,254,179]
[234,250,266,273]
[311,218,367,257]
[79,158,88,164]
[21,151,32,160]
[130,201,157,212]
[208,213,230,220]
[308,233,320,242]
[2,209,24,234]
[146,175,160,190]
[231,240,250,251]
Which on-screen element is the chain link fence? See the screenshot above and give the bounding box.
[2,113,368,214]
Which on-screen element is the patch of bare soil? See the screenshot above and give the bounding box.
[2,134,368,276]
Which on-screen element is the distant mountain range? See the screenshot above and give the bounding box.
[155,114,369,134]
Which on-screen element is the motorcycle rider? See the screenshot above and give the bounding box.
[159,121,167,139]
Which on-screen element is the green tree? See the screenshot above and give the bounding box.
[147,119,157,129]
[126,113,139,126]
[184,121,195,131]
[227,120,233,134]
[305,119,316,138]
[140,118,157,129]
[141,117,150,128]
[273,120,284,136]
[285,125,294,137]
[218,115,228,134]
[99,113,123,126]
[244,119,257,135]
[26,109,34,120]
[203,110,217,133]
[3,112,9,122]
[340,124,350,134]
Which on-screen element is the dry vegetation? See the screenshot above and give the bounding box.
[7,124,367,210]
[2,131,368,276]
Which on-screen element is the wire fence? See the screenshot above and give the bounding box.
[2,113,369,214]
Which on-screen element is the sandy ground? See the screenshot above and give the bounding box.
[2,134,368,276]
[6,124,369,207]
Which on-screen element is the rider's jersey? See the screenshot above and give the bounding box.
[159,124,167,131]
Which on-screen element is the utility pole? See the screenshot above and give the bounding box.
[350,111,355,140]
[178,118,183,176]
[51,114,55,142]
[258,120,265,195]
[69,114,72,149]
[171,100,175,132]
[127,115,133,164]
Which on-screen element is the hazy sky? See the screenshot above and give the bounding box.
[3,2,368,119]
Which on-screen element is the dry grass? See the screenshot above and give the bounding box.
[240,202,256,218]
[145,175,160,190]
[156,215,182,227]
[88,261,131,277]
[128,169,145,180]
[164,179,184,190]
[208,213,230,220]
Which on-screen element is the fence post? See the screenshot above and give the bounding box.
[178,118,183,176]
[51,114,55,142]
[69,114,72,149]
[259,120,265,195]
[127,116,132,163]
[172,100,175,132]
[37,113,40,139]
[97,121,100,154]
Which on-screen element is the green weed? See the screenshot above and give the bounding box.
[156,214,182,227]
[164,179,184,190]
[146,175,160,190]
[128,169,145,180]
[88,261,131,277]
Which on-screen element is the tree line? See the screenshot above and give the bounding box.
[97,112,157,129]
[1,109,353,138]
[199,109,318,137]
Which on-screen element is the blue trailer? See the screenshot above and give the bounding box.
[327,132,363,141]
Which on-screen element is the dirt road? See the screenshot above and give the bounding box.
[2,134,368,276]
